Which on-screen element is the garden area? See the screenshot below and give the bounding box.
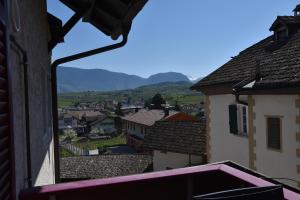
[73,135,127,151]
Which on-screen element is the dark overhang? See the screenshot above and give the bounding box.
[59,0,148,40]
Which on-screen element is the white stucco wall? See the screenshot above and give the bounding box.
[153,150,203,171]
[253,95,299,187]
[7,0,55,195]
[127,122,147,139]
[209,94,249,167]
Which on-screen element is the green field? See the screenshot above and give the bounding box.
[74,135,126,150]
[58,81,203,108]
[59,147,75,157]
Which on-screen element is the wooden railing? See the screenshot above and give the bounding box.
[19,162,300,200]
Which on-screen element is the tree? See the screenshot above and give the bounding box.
[63,129,77,141]
[115,102,124,116]
[144,99,151,109]
[151,93,166,109]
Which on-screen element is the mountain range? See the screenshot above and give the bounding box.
[57,67,198,93]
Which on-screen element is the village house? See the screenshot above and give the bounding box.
[192,5,300,188]
[70,110,105,123]
[58,112,88,135]
[89,117,116,135]
[121,105,143,115]
[144,120,206,171]
[58,113,78,129]
[122,109,178,150]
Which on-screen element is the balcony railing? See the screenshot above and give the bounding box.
[19,162,300,200]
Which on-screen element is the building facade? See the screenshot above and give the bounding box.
[0,0,55,199]
[122,109,178,150]
[192,6,300,188]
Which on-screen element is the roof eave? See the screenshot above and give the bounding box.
[237,85,300,95]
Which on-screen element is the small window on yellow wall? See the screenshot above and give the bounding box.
[266,117,281,151]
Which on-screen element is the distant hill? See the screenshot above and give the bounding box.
[57,67,191,93]
[58,81,203,107]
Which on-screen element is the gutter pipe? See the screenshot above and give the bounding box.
[9,35,33,187]
[232,79,249,106]
[233,89,248,106]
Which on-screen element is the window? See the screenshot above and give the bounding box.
[228,104,248,136]
[266,117,281,151]
[229,104,238,135]
[239,105,248,136]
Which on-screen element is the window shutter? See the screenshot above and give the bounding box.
[267,117,281,150]
[228,104,238,135]
[0,20,12,200]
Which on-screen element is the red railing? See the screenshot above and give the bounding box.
[19,162,300,200]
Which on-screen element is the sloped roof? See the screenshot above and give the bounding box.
[122,109,178,126]
[192,16,300,91]
[144,121,206,155]
[60,154,152,180]
[269,16,300,31]
[69,111,105,120]
[89,116,113,126]
[163,113,198,122]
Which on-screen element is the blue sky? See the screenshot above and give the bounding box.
[47,1,299,79]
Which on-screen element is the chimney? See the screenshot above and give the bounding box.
[293,4,300,16]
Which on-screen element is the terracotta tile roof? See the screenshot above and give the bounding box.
[163,113,198,122]
[69,111,104,120]
[143,121,206,155]
[192,16,300,91]
[60,154,152,180]
[122,109,178,126]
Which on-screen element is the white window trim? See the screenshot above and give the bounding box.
[236,104,248,137]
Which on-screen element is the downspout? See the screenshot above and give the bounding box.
[233,89,248,106]
[51,33,128,182]
[9,36,32,187]
[232,79,249,106]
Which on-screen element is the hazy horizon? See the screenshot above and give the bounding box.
[59,65,202,80]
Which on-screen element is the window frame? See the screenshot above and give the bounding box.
[228,104,248,137]
[265,115,283,152]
